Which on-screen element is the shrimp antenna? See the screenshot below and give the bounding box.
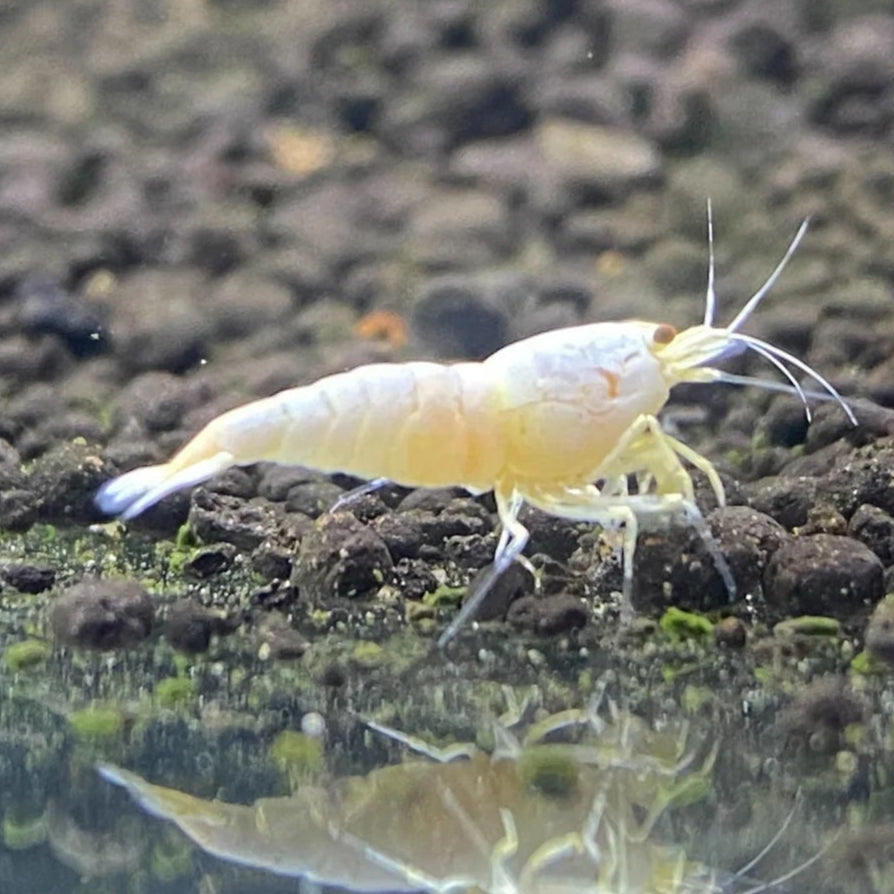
[704,198,717,327]
[735,340,812,422]
[726,218,810,333]
[733,790,801,881]
[736,831,840,894]
[728,332,857,425]
[711,372,840,407]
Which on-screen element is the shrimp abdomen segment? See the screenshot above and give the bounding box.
[274,362,504,490]
[97,361,508,519]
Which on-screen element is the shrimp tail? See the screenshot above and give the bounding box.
[95,451,234,520]
[97,763,212,821]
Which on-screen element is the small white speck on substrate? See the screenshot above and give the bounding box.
[301,712,326,737]
[199,358,208,365]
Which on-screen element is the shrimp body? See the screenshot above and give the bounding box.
[96,323,672,519]
[96,212,855,645]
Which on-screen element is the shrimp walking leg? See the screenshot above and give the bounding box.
[524,414,735,613]
[330,477,390,512]
[593,414,724,507]
[591,414,731,594]
[530,491,641,620]
[530,490,735,612]
[437,490,529,648]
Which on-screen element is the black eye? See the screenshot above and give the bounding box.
[653,324,676,345]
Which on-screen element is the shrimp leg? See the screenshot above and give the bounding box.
[528,490,734,617]
[525,413,735,613]
[437,489,528,648]
[529,491,641,621]
[330,477,390,511]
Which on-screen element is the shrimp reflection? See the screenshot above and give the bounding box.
[98,704,808,893]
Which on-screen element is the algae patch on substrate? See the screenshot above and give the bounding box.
[659,607,714,641]
[68,704,126,744]
[153,676,196,709]
[516,745,579,797]
[149,828,194,884]
[2,810,46,851]
[269,730,325,791]
[3,639,51,672]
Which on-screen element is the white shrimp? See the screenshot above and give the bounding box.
[96,209,855,645]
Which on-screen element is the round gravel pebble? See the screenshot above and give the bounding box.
[50,578,154,650]
[764,534,884,617]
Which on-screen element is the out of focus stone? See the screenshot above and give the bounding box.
[0,562,56,594]
[865,593,894,663]
[51,578,154,650]
[535,119,662,199]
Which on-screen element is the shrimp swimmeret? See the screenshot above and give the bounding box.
[95,210,855,645]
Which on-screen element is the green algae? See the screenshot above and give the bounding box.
[517,745,579,798]
[154,676,196,709]
[851,649,887,675]
[659,607,713,641]
[405,601,436,623]
[69,705,125,744]
[3,639,50,672]
[774,615,841,638]
[175,522,197,551]
[269,730,324,790]
[422,584,465,607]
[2,811,46,850]
[351,640,385,668]
[149,829,193,883]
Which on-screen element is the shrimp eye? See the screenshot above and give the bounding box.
[653,324,677,345]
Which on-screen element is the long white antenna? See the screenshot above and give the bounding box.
[704,199,716,327]
[727,219,810,333]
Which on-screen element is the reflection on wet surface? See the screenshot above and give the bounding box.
[1,527,889,894]
[2,682,857,894]
[99,703,734,894]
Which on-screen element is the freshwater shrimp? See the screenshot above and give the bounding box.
[95,210,855,645]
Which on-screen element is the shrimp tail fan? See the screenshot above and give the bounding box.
[95,453,234,520]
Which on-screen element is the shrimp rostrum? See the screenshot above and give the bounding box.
[96,212,854,645]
